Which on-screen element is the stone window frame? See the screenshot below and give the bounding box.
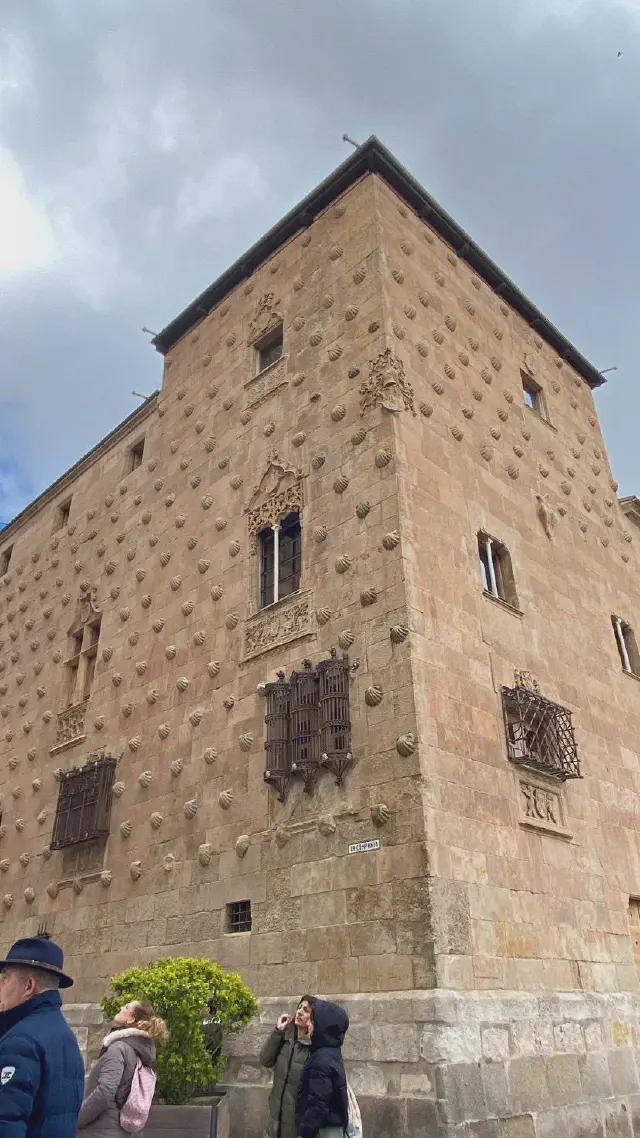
[53,496,72,534]
[521,370,552,426]
[125,435,145,475]
[255,323,284,376]
[226,899,252,934]
[0,543,13,577]
[258,510,302,609]
[244,453,305,619]
[612,614,640,678]
[477,530,520,612]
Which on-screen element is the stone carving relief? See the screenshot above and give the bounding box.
[517,777,569,838]
[243,593,313,662]
[244,451,304,544]
[359,349,415,416]
[76,581,101,627]
[248,292,282,345]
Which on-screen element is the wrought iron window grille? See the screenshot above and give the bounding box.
[263,650,352,799]
[50,753,117,849]
[501,684,580,780]
[227,899,252,933]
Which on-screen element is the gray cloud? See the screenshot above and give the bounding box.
[1,0,639,520]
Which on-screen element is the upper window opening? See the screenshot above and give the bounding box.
[257,326,283,373]
[65,615,102,707]
[50,753,116,849]
[478,532,518,609]
[522,373,548,421]
[127,437,145,473]
[259,511,301,609]
[628,898,640,978]
[54,498,72,534]
[0,545,13,576]
[613,616,640,677]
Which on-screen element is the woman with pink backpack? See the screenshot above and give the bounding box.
[77,1000,168,1137]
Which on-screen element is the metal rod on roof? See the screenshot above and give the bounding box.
[132,392,150,400]
[342,134,360,149]
[599,366,618,374]
[141,327,158,337]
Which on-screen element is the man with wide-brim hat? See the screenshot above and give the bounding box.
[0,935,84,1138]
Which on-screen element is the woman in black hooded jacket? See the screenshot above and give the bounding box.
[295,999,349,1138]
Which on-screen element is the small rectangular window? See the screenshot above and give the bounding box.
[127,438,145,473]
[613,616,640,677]
[257,326,283,373]
[522,372,548,421]
[53,498,72,534]
[478,532,519,609]
[0,545,13,576]
[227,900,252,933]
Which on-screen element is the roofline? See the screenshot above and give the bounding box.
[0,393,159,549]
[153,136,605,391]
[619,496,640,522]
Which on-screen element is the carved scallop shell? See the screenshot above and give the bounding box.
[292,431,307,448]
[201,494,213,510]
[328,344,343,361]
[335,555,352,574]
[181,600,194,617]
[351,428,367,447]
[375,446,393,468]
[170,575,182,591]
[396,732,417,757]
[223,695,235,711]
[382,531,401,551]
[120,820,133,839]
[229,541,241,557]
[333,474,349,494]
[360,587,378,607]
[225,613,240,631]
[390,623,410,644]
[451,427,464,442]
[309,329,323,347]
[316,606,332,626]
[174,676,188,694]
[189,709,203,727]
[219,790,234,810]
[365,685,384,707]
[312,454,326,470]
[507,464,519,480]
[129,860,142,881]
[338,629,355,650]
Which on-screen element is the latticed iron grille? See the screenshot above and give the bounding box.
[263,651,352,797]
[501,686,580,780]
[227,900,252,933]
[51,754,117,849]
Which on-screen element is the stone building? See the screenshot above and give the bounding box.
[0,137,639,1137]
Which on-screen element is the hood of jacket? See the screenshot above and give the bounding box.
[103,1027,156,1065]
[309,999,349,1050]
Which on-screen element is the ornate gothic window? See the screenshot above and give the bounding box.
[501,674,580,780]
[51,752,116,849]
[53,583,102,754]
[264,652,352,800]
[258,511,301,608]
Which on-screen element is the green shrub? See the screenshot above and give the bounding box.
[102,956,259,1104]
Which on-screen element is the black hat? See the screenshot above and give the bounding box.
[0,936,73,989]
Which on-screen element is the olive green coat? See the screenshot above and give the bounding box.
[260,1026,311,1138]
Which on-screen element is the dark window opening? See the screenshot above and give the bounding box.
[613,616,640,677]
[127,437,145,473]
[502,685,580,780]
[478,532,518,608]
[54,498,72,534]
[257,326,283,373]
[51,753,117,849]
[259,527,275,608]
[227,900,252,933]
[0,545,13,576]
[522,372,548,420]
[259,511,301,609]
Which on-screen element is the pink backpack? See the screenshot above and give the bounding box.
[119,1058,157,1133]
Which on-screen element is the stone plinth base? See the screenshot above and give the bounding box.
[223,990,640,1138]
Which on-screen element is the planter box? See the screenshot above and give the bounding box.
[143,1097,229,1138]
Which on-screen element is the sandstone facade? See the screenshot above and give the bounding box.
[1,138,639,1137]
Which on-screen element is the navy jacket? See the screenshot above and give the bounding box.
[296,1000,349,1138]
[0,990,84,1138]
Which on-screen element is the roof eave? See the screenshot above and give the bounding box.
[153,136,605,391]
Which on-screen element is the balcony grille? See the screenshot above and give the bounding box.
[50,754,117,849]
[264,671,291,801]
[501,685,580,780]
[290,664,320,791]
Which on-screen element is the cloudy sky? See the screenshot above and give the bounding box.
[1,0,639,523]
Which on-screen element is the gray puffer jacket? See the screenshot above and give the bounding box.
[77,1029,156,1138]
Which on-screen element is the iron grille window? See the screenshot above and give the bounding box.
[259,511,301,609]
[227,900,252,933]
[50,754,117,849]
[264,651,352,798]
[501,686,580,780]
